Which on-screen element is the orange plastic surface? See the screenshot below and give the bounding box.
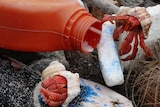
[0,0,101,52]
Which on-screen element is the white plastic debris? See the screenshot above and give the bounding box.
[146,5,160,43]
[78,78,133,107]
[97,21,124,87]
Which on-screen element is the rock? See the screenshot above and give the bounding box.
[0,56,41,107]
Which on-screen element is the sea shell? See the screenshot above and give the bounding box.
[41,61,80,107]
[117,6,152,38]
[41,61,66,80]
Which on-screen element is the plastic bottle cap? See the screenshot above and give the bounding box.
[64,9,102,53]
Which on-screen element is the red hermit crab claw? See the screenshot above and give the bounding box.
[102,14,152,61]
[40,75,67,107]
[39,61,80,107]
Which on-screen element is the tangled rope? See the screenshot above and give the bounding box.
[125,39,160,107]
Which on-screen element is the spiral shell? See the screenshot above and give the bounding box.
[41,61,80,107]
[117,6,152,38]
[41,61,66,80]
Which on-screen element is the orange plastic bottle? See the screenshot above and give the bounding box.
[0,0,102,53]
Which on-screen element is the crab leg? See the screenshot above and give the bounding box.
[40,75,68,107]
[113,25,124,41]
[41,75,67,89]
[40,87,66,107]
[139,31,152,58]
[119,31,135,56]
[121,34,139,61]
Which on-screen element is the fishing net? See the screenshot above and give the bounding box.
[125,38,160,107]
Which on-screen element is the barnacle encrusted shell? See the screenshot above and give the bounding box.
[117,6,152,38]
[41,61,80,107]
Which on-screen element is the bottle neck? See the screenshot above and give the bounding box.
[64,9,102,53]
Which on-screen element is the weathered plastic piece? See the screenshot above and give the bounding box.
[97,21,124,87]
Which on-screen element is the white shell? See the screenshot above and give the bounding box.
[117,6,152,38]
[41,61,80,107]
[41,61,66,80]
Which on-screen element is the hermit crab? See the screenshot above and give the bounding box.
[40,61,80,107]
[102,7,152,61]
